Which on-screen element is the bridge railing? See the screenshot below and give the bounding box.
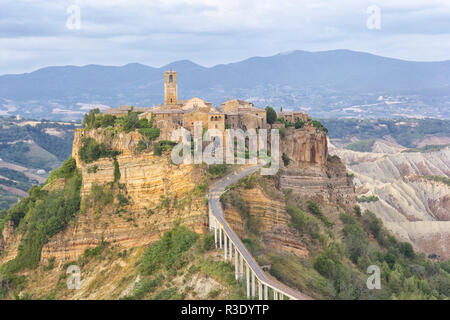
[208,190,311,300]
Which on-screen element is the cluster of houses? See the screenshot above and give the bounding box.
[104,70,308,139]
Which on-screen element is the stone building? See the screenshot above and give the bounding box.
[277,110,308,124]
[135,72,225,139]
[103,70,311,141]
[164,70,179,106]
[104,105,150,117]
[222,99,267,130]
[208,113,225,132]
[138,96,224,140]
[222,99,252,113]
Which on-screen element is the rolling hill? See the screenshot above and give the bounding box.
[1,50,449,120]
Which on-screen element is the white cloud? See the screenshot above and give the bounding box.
[0,0,449,74]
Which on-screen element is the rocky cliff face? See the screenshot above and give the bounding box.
[224,184,309,257]
[330,142,450,259]
[222,127,356,259]
[282,127,328,168]
[0,124,358,300]
[0,220,20,265]
[279,128,354,204]
[40,129,208,264]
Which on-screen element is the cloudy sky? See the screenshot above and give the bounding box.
[1,0,449,75]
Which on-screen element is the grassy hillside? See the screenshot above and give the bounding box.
[220,174,450,300]
[0,116,79,210]
[1,156,449,300]
[0,172,245,299]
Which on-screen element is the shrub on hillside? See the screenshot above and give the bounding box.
[47,157,77,183]
[140,225,198,275]
[287,205,320,240]
[78,137,119,163]
[153,140,177,156]
[307,201,333,227]
[1,172,81,273]
[208,164,228,178]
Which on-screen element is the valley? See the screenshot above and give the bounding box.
[326,120,449,260]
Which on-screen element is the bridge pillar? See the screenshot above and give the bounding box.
[246,264,250,298]
[209,206,215,232]
[251,272,256,297]
[214,226,217,249]
[224,233,227,261]
[219,227,222,249]
[274,290,278,300]
[229,240,233,262]
[234,247,238,280]
[264,284,268,300]
[239,254,244,279]
[258,281,263,300]
[279,293,283,300]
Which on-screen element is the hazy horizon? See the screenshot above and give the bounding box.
[2,48,450,77]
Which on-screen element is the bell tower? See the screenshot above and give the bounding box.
[164,70,178,105]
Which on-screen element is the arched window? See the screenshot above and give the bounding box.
[169,75,173,83]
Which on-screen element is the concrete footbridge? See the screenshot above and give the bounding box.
[207,165,312,300]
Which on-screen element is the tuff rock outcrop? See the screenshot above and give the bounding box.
[40,129,208,264]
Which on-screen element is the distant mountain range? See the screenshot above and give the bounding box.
[1,49,449,120]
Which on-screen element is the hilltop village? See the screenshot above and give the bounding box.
[4,69,446,301]
[0,68,357,300]
[104,70,310,140]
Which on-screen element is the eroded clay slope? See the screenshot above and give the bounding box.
[330,142,450,259]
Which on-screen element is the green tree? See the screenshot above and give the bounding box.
[137,128,161,151]
[314,253,336,278]
[122,111,140,133]
[82,108,100,129]
[101,114,116,127]
[113,159,121,182]
[399,242,415,259]
[294,120,304,129]
[265,106,277,124]
[78,137,118,163]
[282,153,290,166]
